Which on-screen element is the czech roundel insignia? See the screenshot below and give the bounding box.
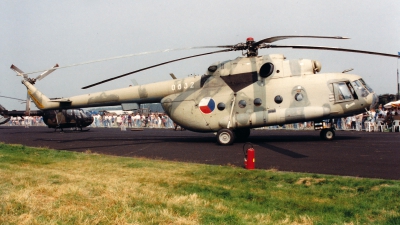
[199,97,215,114]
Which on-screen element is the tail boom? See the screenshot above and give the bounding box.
[23,76,201,110]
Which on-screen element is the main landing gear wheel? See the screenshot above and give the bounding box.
[320,129,335,141]
[234,129,251,142]
[217,129,235,145]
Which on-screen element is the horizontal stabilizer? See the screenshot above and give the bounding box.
[49,99,71,102]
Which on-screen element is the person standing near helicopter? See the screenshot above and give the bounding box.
[127,114,132,127]
[116,115,122,126]
[23,115,29,128]
[351,115,357,130]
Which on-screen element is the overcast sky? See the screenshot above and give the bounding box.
[1,0,399,110]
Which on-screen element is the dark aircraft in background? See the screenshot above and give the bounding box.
[0,101,93,131]
[1,64,94,131]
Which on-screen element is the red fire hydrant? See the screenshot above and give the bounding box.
[243,143,255,170]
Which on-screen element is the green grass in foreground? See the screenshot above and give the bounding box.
[0,142,399,225]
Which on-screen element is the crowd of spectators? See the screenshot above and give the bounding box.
[3,106,400,132]
[335,105,400,132]
[91,112,175,129]
[5,116,45,127]
[265,105,400,132]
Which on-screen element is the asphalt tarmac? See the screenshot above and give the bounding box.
[1,126,399,180]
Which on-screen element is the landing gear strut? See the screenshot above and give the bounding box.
[314,119,335,141]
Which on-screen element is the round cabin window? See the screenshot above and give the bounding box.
[238,100,247,108]
[274,95,283,104]
[254,98,262,106]
[217,102,226,111]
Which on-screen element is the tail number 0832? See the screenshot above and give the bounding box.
[171,82,194,91]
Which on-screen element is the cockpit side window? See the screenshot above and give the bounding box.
[333,82,354,102]
[79,110,87,118]
[74,109,81,118]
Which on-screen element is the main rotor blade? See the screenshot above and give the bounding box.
[82,49,231,89]
[255,35,349,46]
[189,36,349,51]
[265,44,400,58]
[191,45,237,49]
[20,47,209,76]
[0,95,26,102]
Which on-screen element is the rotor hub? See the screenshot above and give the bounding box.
[246,37,254,42]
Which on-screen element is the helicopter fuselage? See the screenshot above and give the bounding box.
[162,54,376,131]
[22,54,377,139]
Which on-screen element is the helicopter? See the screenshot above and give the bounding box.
[0,97,94,131]
[3,66,94,131]
[12,35,400,144]
[0,104,11,125]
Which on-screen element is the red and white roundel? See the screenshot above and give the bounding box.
[199,97,215,114]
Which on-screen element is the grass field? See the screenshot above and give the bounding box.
[0,142,399,224]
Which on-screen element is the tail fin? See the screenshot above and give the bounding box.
[11,64,59,111]
[22,80,57,110]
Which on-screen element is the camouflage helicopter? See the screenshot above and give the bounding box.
[4,66,94,131]
[0,100,93,131]
[13,35,400,144]
[0,103,11,125]
[0,107,94,131]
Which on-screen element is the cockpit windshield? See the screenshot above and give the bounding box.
[332,79,374,103]
[85,111,92,117]
[351,79,370,98]
[358,79,374,93]
[78,109,89,118]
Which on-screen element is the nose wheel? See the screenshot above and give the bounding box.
[320,129,335,140]
[217,129,235,145]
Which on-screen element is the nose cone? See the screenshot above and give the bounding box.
[369,93,379,109]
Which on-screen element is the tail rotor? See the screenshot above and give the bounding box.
[10,64,59,115]
[35,64,59,81]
